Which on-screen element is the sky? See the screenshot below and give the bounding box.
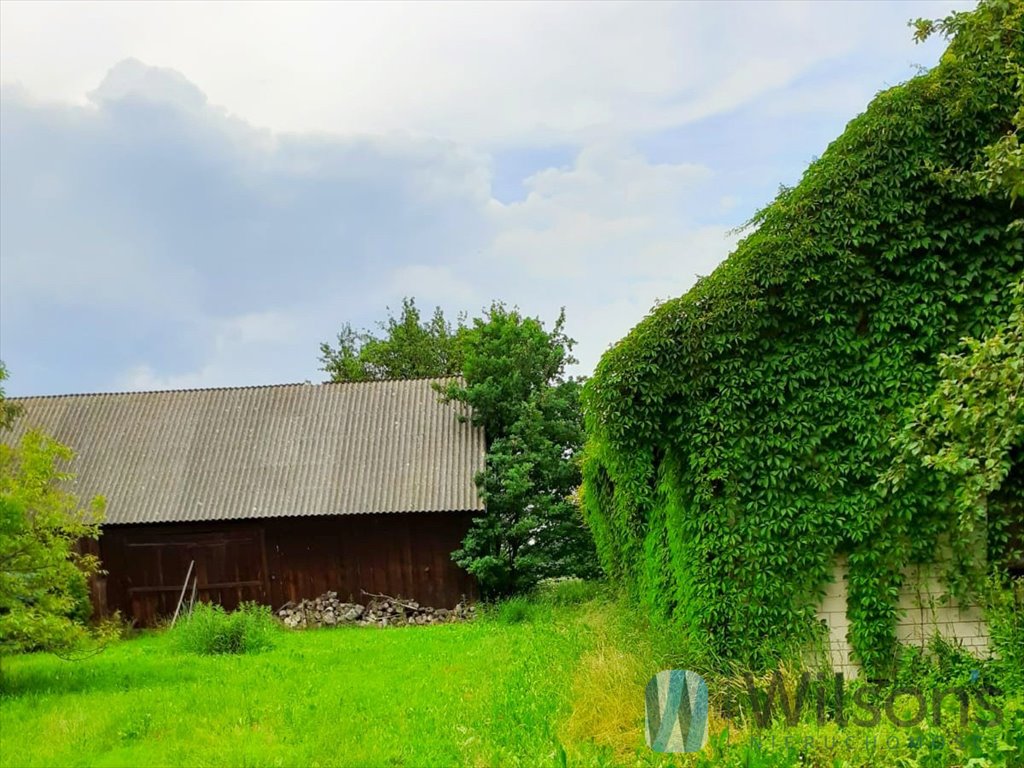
[0,0,974,396]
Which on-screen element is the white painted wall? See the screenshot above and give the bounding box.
[815,556,988,676]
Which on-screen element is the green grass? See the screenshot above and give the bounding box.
[170,602,277,656]
[0,604,593,768]
[3,587,1022,768]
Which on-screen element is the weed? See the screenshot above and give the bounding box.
[171,602,277,656]
[494,596,537,624]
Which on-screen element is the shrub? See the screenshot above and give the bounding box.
[0,428,105,655]
[172,602,277,655]
[984,574,1024,693]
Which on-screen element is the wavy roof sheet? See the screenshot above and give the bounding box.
[6,379,485,524]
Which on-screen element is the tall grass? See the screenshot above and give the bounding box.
[171,601,277,655]
[535,578,606,607]
[558,588,1024,767]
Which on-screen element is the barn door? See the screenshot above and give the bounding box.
[117,525,269,626]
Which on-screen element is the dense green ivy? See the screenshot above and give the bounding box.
[581,0,1024,675]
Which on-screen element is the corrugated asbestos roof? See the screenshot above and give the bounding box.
[5,379,485,524]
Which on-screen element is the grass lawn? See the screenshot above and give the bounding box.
[0,604,601,768]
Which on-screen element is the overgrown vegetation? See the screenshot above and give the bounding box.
[580,0,1024,674]
[442,305,600,597]
[560,592,1024,768]
[2,587,1021,767]
[0,364,106,656]
[170,602,277,656]
[884,279,1024,600]
[981,572,1024,694]
[322,302,600,598]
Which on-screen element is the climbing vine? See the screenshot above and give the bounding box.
[581,0,1024,675]
[883,280,1023,594]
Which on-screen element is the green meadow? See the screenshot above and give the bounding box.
[2,589,1022,768]
[0,603,593,768]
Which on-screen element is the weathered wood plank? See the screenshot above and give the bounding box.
[98,512,477,625]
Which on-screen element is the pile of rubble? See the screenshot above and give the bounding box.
[276,590,476,629]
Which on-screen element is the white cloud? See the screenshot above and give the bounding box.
[389,266,480,305]
[486,144,720,282]
[0,0,974,146]
[90,58,207,111]
[115,311,313,392]
[474,144,737,371]
[104,138,732,387]
[117,364,205,392]
[0,70,497,394]
[0,0,976,395]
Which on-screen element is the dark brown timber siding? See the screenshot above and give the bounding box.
[98,512,477,626]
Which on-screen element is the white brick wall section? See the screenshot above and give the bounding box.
[814,555,989,677]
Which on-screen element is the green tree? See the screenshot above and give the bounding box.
[440,305,576,444]
[320,298,464,382]
[319,301,600,597]
[0,378,105,654]
[0,363,22,432]
[443,305,599,597]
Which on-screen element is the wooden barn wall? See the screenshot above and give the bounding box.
[97,512,477,626]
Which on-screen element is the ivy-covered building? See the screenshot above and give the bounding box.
[580,1,1023,675]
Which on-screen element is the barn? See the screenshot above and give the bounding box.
[7,378,483,626]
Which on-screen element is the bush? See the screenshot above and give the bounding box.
[172,602,277,655]
[0,428,105,655]
[984,574,1024,693]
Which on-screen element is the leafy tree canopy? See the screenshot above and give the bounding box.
[320,298,464,382]
[322,301,599,598]
[440,305,576,445]
[1,366,105,655]
[445,314,600,595]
